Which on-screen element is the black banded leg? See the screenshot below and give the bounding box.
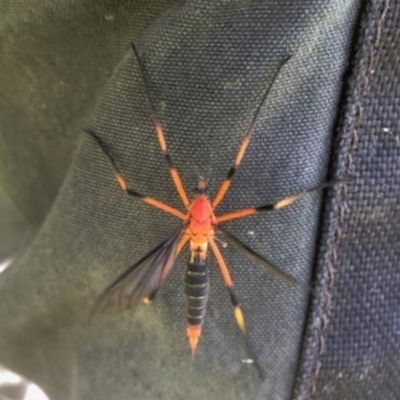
[209,238,246,333]
[85,129,186,220]
[209,238,265,378]
[130,43,190,208]
[212,55,292,209]
[216,182,335,223]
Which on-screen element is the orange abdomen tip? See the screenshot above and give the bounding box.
[187,325,202,356]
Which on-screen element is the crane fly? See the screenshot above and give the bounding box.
[87,44,322,370]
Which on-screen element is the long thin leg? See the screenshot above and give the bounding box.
[209,238,265,379]
[212,56,292,209]
[216,182,333,223]
[86,129,186,220]
[209,238,246,332]
[217,226,300,286]
[131,43,190,208]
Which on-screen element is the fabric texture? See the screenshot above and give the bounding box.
[295,1,400,399]
[5,1,397,400]
[0,0,178,258]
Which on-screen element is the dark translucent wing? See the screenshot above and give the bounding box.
[91,227,185,320]
[217,226,301,286]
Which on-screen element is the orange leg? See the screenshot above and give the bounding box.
[131,43,190,209]
[216,182,334,223]
[210,237,267,378]
[212,56,292,210]
[209,238,246,333]
[85,129,186,220]
[177,233,190,255]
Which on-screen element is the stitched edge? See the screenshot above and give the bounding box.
[310,0,390,396]
[292,0,391,398]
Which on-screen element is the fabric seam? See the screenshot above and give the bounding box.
[309,0,390,397]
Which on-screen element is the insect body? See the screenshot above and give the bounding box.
[88,44,317,360]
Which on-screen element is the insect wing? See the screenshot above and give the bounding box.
[91,227,184,319]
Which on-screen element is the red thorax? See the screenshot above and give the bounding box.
[187,195,216,245]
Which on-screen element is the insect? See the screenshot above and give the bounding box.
[87,43,321,365]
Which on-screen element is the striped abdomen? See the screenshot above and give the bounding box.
[185,251,209,353]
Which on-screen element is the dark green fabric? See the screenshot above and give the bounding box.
[0,0,177,252]
[0,1,360,399]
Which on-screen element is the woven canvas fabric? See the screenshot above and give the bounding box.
[0,0,177,257]
[295,1,400,399]
[0,1,361,400]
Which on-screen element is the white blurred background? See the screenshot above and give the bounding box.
[0,259,50,400]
